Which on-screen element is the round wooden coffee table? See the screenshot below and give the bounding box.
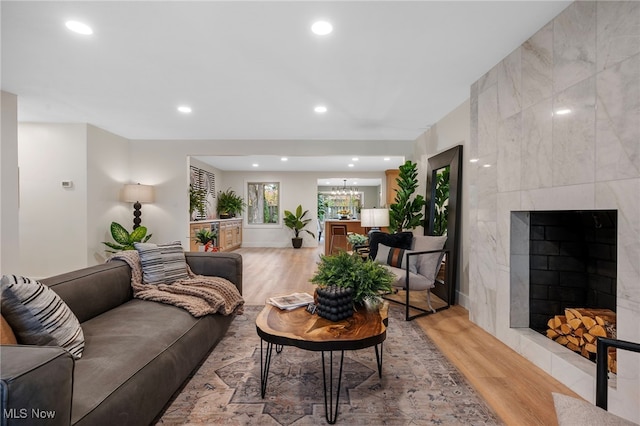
[255,302,389,424]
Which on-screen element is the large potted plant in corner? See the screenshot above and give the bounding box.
[389,160,426,233]
[216,188,245,219]
[310,251,394,309]
[284,204,316,248]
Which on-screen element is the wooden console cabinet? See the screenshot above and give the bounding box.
[189,219,242,252]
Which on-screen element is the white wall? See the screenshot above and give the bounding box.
[130,139,413,250]
[1,91,20,273]
[18,123,88,277]
[87,125,131,264]
[412,99,471,306]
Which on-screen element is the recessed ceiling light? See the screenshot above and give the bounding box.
[311,21,333,36]
[177,105,192,113]
[555,108,572,115]
[252,163,259,167]
[314,105,327,113]
[281,157,288,162]
[483,164,492,168]
[352,157,359,161]
[65,20,93,35]
[383,157,390,161]
[348,164,354,168]
[470,158,479,163]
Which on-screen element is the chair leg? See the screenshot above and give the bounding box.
[425,290,436,314]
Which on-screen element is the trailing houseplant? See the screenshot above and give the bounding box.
[102,222,152,253]
[284,204,316,248]
[216,188,245,218]
[189,184,207,220]
[310,251,394,307]
[389,160,426,233]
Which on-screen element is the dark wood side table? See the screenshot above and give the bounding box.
[255,302,388,424]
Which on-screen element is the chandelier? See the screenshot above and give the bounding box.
[331,179,358,195]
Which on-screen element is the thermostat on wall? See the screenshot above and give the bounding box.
[62,180,73,188]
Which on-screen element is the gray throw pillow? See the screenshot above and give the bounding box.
[1,274,85,359]
[135,241,189,285]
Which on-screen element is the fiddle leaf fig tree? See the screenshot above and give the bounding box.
[389,160,426,233]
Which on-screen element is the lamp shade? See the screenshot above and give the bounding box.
[122,183,155,204]
[360,208,389,228]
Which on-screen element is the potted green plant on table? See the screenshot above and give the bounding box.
[102,222,152,253]
[389,160,426,233]
[284,204,316,248]
[310,251,394,309]
[216,188,245,219]
[193,228,217,252]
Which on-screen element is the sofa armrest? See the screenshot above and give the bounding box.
[185,252,243,294]
[1,345,74,426]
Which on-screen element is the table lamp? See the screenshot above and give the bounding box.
[360,208,389,233]
[122,183,155,229]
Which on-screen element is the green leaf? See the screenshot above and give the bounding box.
[110,222,130,245]
[129,226,148,243]
[103,241,126,251]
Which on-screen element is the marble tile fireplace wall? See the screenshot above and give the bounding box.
[468,1,639,423]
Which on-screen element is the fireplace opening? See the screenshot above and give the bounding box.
[529,210,617,334]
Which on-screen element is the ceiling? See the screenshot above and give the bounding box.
[2,1,571,143]
[196,154,405,185]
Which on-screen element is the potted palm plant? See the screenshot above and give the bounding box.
[284,205,316,248]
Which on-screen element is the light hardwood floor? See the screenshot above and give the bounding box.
[237,246,581,425]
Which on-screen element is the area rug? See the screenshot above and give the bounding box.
[156,305,502,425]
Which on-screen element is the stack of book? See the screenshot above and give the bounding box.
[268,292,314,310]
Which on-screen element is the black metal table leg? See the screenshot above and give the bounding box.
[321,350,345,424]
[275,344,283,354]
[260,339,274,398]
[374,343,383,378]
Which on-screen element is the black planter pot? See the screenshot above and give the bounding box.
[291,237,303,249]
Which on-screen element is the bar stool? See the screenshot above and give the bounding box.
[329,224,348,255]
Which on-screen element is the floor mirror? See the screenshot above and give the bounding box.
[424,145,462,305]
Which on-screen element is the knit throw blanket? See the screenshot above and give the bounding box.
[109,251,244,317]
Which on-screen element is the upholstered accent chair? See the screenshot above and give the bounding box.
[369,231,450,320]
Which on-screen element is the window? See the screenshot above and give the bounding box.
[247,182,279,224]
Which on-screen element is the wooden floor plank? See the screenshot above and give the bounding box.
[236,246,580,425]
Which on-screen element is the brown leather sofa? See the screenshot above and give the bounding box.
[0,252,242,426]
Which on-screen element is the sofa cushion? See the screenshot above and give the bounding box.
[368,231,414,260]
[384,265,434,291]
[411,235,447,280]
[71,298,234,425]
[134,241,189,285]
[1,274,85,358]
[375,244,418,274]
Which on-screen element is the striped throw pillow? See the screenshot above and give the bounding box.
[0,274,85,359]
[134,241,189,285]
[374,243,418,274]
